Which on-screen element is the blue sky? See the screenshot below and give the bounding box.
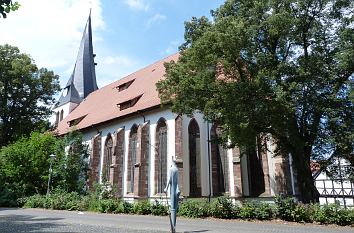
[0,0,225,88]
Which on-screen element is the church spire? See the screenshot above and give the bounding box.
[56,12,98,108]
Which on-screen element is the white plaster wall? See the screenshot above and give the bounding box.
[181,112,212,197]
[78,108,238,199]
[81,108,177,198]
[51,102,79,125]
[266,136,276,196]
[315,167,354,207]
[227,148,235,197]
[240,153,250,196]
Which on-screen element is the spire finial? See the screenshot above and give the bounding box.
[89,0,92,15]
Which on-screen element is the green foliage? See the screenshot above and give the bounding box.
[51,131,89,194]
[22,194,46,208]
[0,0,20,18]
[121,201,134,214]
[0,132,59,205]
[21,193,354,226]
[292,203,315,223]
[178,199,210,218]
[0,182,23,207]
[0,44,60,147]
[151,200,168,216]
[313,203,343,225]
[209,196,236,219]
[133,200,152,215]
[238,201,274,220]
[157,0,354,203]
[275,196,297,221]
[98,199,122,213]
[0,130,89,206]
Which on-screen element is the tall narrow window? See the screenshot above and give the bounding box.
[104,135,113,183]
[60,110,64,121]
[188,118,201,197]
[211,124,229,196]
[128,125,138,193]
[155,118,167,194]
[55,112,59,126]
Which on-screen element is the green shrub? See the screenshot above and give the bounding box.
[292,203,314,223]
[239,201,257,219]
[178,199,210,218]
[315,203,337,224]
[312,203,352,225]
[20,190,354,226]
[275,196,297,221]
[23,194,46,208]
[336,208,354,226]
[86,195,101,211]
[238,201,274,220]
[122,201,133,214]
[133,200,152,215]
[253,202,274,220]
[0,183,23,207]
[46,191,82,210]
[98,199,121,213]
[151,200,168,216]
[210,196,236,219]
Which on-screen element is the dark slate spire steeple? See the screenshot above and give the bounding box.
[57,12,98,108]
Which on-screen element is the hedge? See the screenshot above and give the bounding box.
[21,193,354,226]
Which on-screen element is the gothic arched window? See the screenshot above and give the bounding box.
[128,124,138,193]
[55,112,59,126]
[60,110,64,121]
[188,118,201,197]
[155,118,167,194]
[103,134,113,183]
[210,124,229,196]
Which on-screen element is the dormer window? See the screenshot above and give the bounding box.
[117,95,142,111]
[62,87,69,97]
[116,79,135,92]
[68,115,87,127]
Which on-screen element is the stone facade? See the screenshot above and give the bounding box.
[232,147,243,197]
[134,122,149,197]
[154,118,168,194]
[88,134,101,190]
[174,115,184,196]
[86,111,294,201]
[112,128,124,197]
[274,156,292,195]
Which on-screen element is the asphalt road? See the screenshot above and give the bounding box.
[0,208,353,233]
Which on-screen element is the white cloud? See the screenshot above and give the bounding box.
[124,0,149,11]
[0,0,105,87]
[161,40,180,56]
[102,55,136,66]
[145,13,166,28]
[97,55,141,87]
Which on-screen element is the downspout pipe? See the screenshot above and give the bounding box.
[207,121,212,202]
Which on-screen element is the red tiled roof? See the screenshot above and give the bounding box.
[56,53,179,135]
[310,160,321,173]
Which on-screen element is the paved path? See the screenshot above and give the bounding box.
[0,208,352,233]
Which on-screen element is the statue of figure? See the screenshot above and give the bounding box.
[164,159,180,233]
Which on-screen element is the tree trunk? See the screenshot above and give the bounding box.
[291,148,319,203]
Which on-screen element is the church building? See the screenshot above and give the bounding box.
[54,15,296,201]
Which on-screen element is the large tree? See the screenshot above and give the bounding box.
[0,44,60,147]
[157,0,354,203]
[0,131,89,206]
[0,0,19,18]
